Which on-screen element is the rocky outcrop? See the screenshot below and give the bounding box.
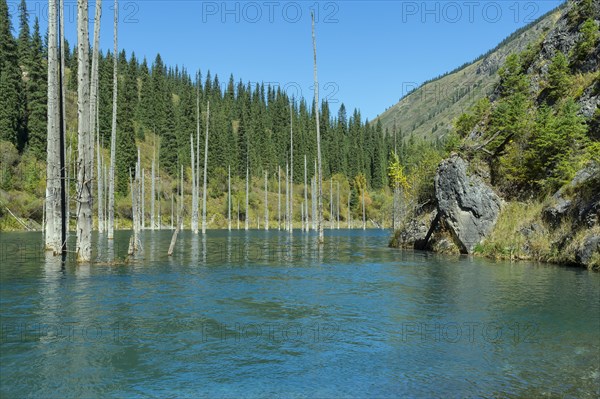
[543,161,600,229]
[434,155,502,254]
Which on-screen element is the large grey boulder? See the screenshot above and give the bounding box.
[435,155,502,254]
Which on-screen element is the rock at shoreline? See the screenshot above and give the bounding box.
[434,155,502,254]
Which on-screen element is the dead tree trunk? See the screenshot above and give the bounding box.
[201,101,209,234]
[76,0,92,262]
[278,165,281,230]
[107,0,118,239]
[45,0,63,254]
[228,165,231,231]
[264,170,268,230]
[311,12,324,244]
[90,0,102,232]
[151,144,155,230]
[289,103,293,233]
[304,155,308,232]
[245,167,249,231]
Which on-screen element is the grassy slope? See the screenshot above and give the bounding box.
[374,9,561,141]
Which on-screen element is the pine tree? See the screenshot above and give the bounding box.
[0,0,25,148]
[26,18,46,158]
[116,53,138,195]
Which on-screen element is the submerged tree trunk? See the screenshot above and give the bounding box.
[289,104,293,233]
[45,0,63,254]
[278,165,281,230]
[264,170,268,230]
[107,0,118,239]
[245,167,249,231]
[337,181,340,229]
[312,12,324,244]
[201,101,209,234]
[76,0,92,262]
[90,0,102,232]
[285,162,289,231]
[192,74,200,233]
[151,144,155,230]
[347,190,351,229]
[362,189,366,230]
[228,165,231,231]
[304,155,308,232]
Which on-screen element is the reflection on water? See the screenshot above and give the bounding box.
[0,230,599,398]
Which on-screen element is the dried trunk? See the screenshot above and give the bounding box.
[337,181,340,229]
[245,167,249,231]
[90,0,102,232]
[76,0,92,262]
[228,165,231,231]
[151,145,155,230]
[45,0,62,253]
[180,164,183,230]
[285,163,289,231]
[304,155,308,232]
[289,104,293,233]
[278,165,281,230]
[264,170,268,230]
[201,101,209,234]
[192,74,200,233]
[107,0,118,239]
[190,134,196,232]
[362,189,366,230]
[311,12,324,243]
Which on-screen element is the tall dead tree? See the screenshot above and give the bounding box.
[180,164,183,229]
[285,162,289,230]
[201,101,209,234]
[278,166,281,230]
[312,12,324,243]
[228,165,231,231]
[141,168,145,229]
[76,0,93,262]
[107,0,118,239]
[245,168,249,230]
[304,155,308,232]
[190,135,196,232]
[264,170,268,230]
[60,0,69,239]
[45,0,64,254]
[90,0,102,232]
[289,104,293,233]
[192,74,200,233]
[151,142,156,230]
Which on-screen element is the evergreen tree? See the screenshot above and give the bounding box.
[26,18,47,158]
[116,53,138,195]
[0,0,25,148]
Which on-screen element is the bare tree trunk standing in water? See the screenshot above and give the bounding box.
[45,0,63,254]
[312,12,324,244]
[151,143,155,230]
[202,102,209,234]
[107,0,118,239]
[264,170,268,230]
[76,0,93,262]
[90,0,102,233]
[304,155,308,232]
[245,168,249,231]
[289,103,293,233]
[192,73,200,234]
[278,166,281,230]
[228,165,231,231]
[60,0,68,239]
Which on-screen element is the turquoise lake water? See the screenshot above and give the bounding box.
[1,229,599,398]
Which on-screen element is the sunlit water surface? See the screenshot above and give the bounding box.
[1,230,599,398]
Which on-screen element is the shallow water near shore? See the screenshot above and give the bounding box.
[1,229,599,398]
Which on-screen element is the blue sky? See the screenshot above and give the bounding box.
[10,0,563,120]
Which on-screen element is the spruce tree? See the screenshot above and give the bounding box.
[26,18,47,158]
